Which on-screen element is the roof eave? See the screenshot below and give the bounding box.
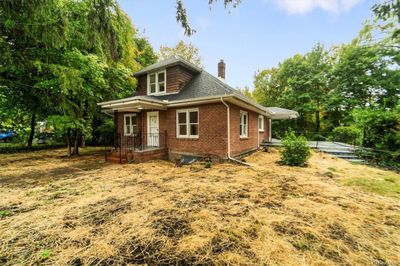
[134,61,202,77]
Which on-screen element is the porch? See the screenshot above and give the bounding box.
[105,132,168,163]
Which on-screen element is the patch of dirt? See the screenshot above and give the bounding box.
[64,197,131,228]
[151,208,193,238]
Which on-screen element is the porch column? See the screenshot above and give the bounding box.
[114,110,119,147]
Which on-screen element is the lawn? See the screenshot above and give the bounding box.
[0,148,399,265]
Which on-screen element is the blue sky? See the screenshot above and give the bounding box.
[118,0,378,89]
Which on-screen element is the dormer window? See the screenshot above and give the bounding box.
[147,70,166,95]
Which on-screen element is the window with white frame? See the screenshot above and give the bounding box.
[124,114,137,136]
[147,70,166,95]
[258,115,264,132]
[176,109,199,138]
[240,111,248,138]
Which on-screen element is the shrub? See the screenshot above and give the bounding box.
[280,131,311,167]
[204,157,212,168]
[332,126,362,145]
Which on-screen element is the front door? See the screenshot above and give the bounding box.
[147,111,159,147]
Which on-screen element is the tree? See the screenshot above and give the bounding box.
[373,0,400,43]
[159,41,202,67]
[175,0,241,35]
[134,37,158,68]
[237,86,253,99]
[0,0,145,155]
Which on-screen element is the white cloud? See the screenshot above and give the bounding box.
[271,0,363,14]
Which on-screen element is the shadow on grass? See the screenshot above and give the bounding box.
[0,147,109,187]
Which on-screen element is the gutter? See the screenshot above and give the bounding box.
[220,97,251,167]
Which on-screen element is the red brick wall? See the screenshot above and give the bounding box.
[165,103,228,159]
[136,65,195,95]
[229,104,259,156]
[114,103,270,160]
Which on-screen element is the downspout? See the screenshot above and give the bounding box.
[257,123,259,149]
[269,118,272,142]
[220,97,251,166]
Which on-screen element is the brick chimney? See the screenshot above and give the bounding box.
[218,59,225,80]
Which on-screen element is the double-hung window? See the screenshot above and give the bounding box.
[147,70,166,95]
[240,111,248,138]
[258,115,264,132]
[124,114,137,136]
[177,109,199,138]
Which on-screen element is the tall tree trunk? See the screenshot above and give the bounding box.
[27,111,36,149]
[67,128,72,157]
[74,129,81,155]
[315,110,320,133]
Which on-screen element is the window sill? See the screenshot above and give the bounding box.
[176,136,199,139]
[147,92,166,96]
[240,136,248,140]
[258,130,264,133]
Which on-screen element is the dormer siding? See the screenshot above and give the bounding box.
[136,65,195,96]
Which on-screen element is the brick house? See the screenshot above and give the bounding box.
[98,56,298,163]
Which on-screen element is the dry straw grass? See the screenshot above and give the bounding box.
[0,147,399,265]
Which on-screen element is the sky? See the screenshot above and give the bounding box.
[118,0,379,90]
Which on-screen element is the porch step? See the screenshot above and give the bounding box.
[106,156,127,163]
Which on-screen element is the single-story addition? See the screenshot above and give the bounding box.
[98,56,298,163]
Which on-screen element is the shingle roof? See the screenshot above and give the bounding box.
[134,55,202,77]
[130,56,267,112]
[145,70,234,101]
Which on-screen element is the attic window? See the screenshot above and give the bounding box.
[147,70,166,95]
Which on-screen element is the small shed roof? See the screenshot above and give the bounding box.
[266,107,299,120]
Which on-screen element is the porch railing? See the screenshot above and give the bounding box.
[105,131,167,163]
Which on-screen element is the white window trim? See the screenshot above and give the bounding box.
[176,108,199,139]
[240,110,248,138]
[147,69,167,95]
[258,115,264,132]
[124,114,137,136]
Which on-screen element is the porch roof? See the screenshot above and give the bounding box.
[265,107,299,120]
[98,96,167,113]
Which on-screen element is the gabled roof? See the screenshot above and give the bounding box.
[99,57,299,118]
[133,55,202,77]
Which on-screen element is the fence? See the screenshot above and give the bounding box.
[104,131,168,163]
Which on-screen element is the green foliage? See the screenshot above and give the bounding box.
[0,0,157,154]
[134,37,158,67]
[204,157,212,168]
[96,117,114,145]
[0,210,11,217]
[280,131,311,167]
[332,126,362,145]
[159,41,202,67]
[352,108,400,151]
[252,9,399,170]
[175,0,241,35]
[40,249,51,260]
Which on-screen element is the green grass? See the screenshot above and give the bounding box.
[40,249,51,260]
[345,175,400,198]
[0,210,12,217]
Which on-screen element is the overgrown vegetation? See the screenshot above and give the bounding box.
[0,0,157,155]
[280,131,311,167]
[1,148,399,265]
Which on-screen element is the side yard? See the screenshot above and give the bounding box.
[0,148,399,265]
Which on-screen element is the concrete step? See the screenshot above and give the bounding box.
[348,159,366,163]
[336,155,359,159]
[319,149,355,155]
